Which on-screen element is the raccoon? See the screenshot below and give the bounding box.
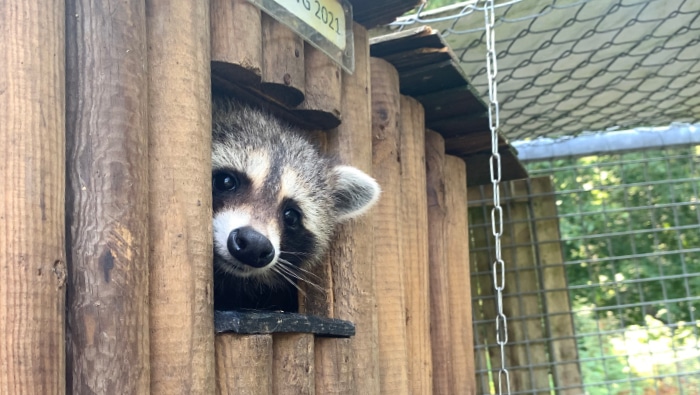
[211,97,380,311]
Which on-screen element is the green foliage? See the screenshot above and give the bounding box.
[527,147,700,327]
[574,307,700,395]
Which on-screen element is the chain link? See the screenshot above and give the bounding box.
[484,1,511,394]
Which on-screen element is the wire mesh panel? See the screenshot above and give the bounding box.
[516,145,700,395]
[390,0,700,141]
[469,177,583,395]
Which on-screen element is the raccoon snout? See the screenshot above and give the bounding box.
[227,227,276,268]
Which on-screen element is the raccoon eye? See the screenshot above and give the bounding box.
[213,172,239,192]
[283,208,301,229]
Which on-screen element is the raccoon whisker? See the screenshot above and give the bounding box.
[276,258,312,277]
[272,266,307,296]
[294,266,321,282]
[277,260,325,293]
[277,259,323,281]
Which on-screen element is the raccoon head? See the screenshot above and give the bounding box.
[211,98,380,310]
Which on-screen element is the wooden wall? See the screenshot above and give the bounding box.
[0,1,481,393]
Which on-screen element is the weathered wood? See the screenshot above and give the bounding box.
[0,1,66,393]
[468,178,579,394]
[529,177,584,395]
[461,148,529,187]
[146,1,215,393]
[399,96,433,395]
[467,200,500,395]
[314,338,354,394]
[261,14,305,106]
[425,129,451,395]
[444,155,477,394]
[369,26,442,55]
[65,0,150,392]
[273,334,315,395]
[215,334,273,395]
[369,28,530,184]
[370,57,410,395]
[211,0,262,84]
[296,43,342,129]
[504,180,550,394]
[214,311,355,337]
[317,24,380,395]
[298,130,333,318]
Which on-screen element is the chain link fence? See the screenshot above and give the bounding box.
[390,0,700,141]
[469,142,700,395]
[530,144,700,395]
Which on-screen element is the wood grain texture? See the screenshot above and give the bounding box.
[65,0,150,392]
[261,14,305,106]
[425,129,451,395]
[146,1,215,393]
[316,24,379,395]
[370,57,410,395]
[399,96,433,395]
[466,195,500,395]
[215,334,273,395]
[296,43,342,128]
[529,177,583,395]
[444,155,476,394]
[273,334,315,395]
[504,181,550,394]
[0,1,66,393]
[298,130,334,318]
[211,0,262,85]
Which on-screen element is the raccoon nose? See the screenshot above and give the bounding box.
[227,227,275,268]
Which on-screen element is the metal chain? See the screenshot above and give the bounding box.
[484,1,511,394]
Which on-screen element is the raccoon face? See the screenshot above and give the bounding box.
[211,98,380,310]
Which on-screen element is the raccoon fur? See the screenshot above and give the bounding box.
[211,97,380,311]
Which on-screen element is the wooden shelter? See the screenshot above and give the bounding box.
[0,0,530,393]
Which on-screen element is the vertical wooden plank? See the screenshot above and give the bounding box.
[297,130,333,317]
[370,57,410,395]
[273,334,315,395]
[297,43,343,127]
[261,15,305,106]
[65,0,149,393]
[425,130,451,395]
[210,0,262,84]
[146,0,215,393]
[502,180,550,394]
[216,334,273,395]
[530,177,584,395]
[470,180,556,394]
[444,156,476,394]
[314,337,354,394]
[399,96,433,395]
[316,24,379,395]
[467,196,500,395]
[0,1,66,393]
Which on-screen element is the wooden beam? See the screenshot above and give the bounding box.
[399,96,433,395]
[444,155,477,394]
[0,1,66,392]
[65,0,150,391]
[215,334,273,395]
[425,130,452,395]
[371,57,410,394]
[317,24,380,395]
[146,0,215,392]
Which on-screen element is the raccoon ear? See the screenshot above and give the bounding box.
[332,165,381,221]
